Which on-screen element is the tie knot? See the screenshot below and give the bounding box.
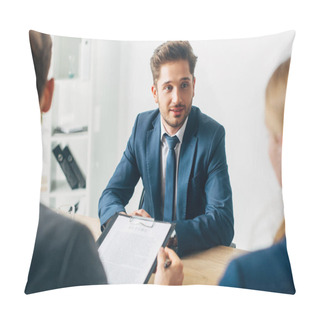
[165,134,179,150]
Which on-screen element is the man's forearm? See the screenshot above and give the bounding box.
[174,211,234,257]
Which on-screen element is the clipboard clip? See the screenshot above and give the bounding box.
[129,215,154,228]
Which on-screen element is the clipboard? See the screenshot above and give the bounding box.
[96,213,175,284]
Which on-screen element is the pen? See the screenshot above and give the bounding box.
[164,259,172,268]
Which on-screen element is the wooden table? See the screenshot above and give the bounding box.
[177,246,246,285]
[70,213,247,286]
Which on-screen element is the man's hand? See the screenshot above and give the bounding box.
[154,247,184,285]
[128,209,151,218]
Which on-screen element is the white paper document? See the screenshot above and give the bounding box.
[98,214,174,284]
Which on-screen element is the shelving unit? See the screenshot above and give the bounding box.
[40,36,143,218]
[40,35,93,216]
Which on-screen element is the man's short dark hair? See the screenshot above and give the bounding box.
[29,30,52,100]
[150,41,198,85]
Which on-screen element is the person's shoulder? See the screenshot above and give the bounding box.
[192,106,223,128]
[234,243,278,264]
[39,204,68,230]
[227,239,295,294]
[229,238,291,275]
[137,108,159,122]
[191,106,224,138]
[39,204,91,240]
[40,204,75,227]
[133,108,160,132]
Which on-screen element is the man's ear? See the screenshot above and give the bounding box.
[151,84,158,104]
[40,78,54,113]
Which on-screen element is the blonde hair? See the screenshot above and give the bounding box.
[274,220,286,243]
[265,58,291,138]
[265,58,291,243]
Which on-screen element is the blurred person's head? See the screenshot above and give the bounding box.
[265,58,291,242]
[29,30,54,113]
[265,58,291,187]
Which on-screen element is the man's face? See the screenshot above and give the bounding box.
[152,59,195,135]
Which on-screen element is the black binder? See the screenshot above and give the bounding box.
[63,146,86,188]
[52,145,78,189]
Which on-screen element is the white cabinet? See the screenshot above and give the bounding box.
[40,36,93,216]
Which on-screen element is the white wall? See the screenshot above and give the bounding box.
[89,40,122,219]
[90,32,294,251]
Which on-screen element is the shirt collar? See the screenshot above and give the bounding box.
[160,115,189,144]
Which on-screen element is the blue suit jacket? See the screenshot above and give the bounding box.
[219,237,295,294]
[99,106,234,256]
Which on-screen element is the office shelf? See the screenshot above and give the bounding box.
[40,35,93,216]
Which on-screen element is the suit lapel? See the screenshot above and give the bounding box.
[146,114,162,220]
[176,107,198,221]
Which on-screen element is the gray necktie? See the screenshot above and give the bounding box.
[163,134,179,221]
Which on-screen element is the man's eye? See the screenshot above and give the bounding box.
[164,85,172,91]
[181,82,189,88]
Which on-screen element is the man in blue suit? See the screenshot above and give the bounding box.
[99,41,234,257]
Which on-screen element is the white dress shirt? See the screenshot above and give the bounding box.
[160,116,189,220]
